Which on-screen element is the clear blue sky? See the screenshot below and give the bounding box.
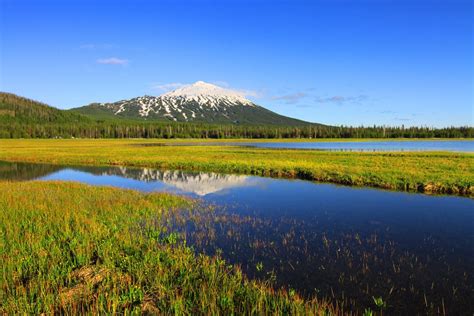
[1,0,472,127]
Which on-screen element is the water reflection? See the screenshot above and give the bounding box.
[172,207,474,314]
[0,161,473,314]
[89,167,257,196]
[0,161,63,180]
[39,166,260,197]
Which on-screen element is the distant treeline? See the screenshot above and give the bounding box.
[1,92,472,139]
[1,122,472,139]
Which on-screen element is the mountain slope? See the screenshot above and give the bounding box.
[72,81,312,126]
[0,92,89,124]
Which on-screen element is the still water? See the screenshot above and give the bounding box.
[237,140,474,152]
[1,161,473,314]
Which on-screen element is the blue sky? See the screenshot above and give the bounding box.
[1,0,472,127]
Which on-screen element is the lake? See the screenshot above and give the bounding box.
[1,161,473,314]
[243,140,474,152]
[175,140,474,152]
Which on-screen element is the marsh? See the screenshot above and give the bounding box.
[2,161,472,314]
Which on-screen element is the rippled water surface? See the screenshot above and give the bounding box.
[1,161,473,314]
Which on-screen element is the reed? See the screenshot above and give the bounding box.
[0,181,335,314]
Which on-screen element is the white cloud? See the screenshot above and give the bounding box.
[210,80,230,87]
[237,88,263,98]
[315,95,368,104]
[96,57,128,65]
[271,92,307,104]
[150,82,186,92]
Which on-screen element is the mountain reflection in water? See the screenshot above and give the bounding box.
[1,160,473,314]
[98,167,257,196]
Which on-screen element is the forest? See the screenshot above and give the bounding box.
[1,122,472,139]
[1,92,472,139]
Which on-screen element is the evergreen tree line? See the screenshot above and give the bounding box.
[1,92,472,139]
[1,122,472,139]
[0,92,87,124]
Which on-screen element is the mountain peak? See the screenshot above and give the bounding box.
[161,81,252,105]
[73,81,309,125]
[194,80,212,86]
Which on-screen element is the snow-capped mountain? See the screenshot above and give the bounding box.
[72,81,309,125]
[161,81,253,107]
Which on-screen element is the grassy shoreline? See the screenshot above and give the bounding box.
[61,137,474,143]
[0,139,472,196]
[0,181,335,314]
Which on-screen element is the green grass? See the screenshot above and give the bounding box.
[0,181,335,314]
[0,139,472,196]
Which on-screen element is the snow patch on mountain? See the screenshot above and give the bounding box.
[161,81,253,106]
[100,81,255,121]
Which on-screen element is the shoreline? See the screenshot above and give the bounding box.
[1,139,472,197]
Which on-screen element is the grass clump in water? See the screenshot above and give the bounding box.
[0,181,334,314]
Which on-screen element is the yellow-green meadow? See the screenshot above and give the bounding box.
[0,181,335,314]
[0,139,472,196]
